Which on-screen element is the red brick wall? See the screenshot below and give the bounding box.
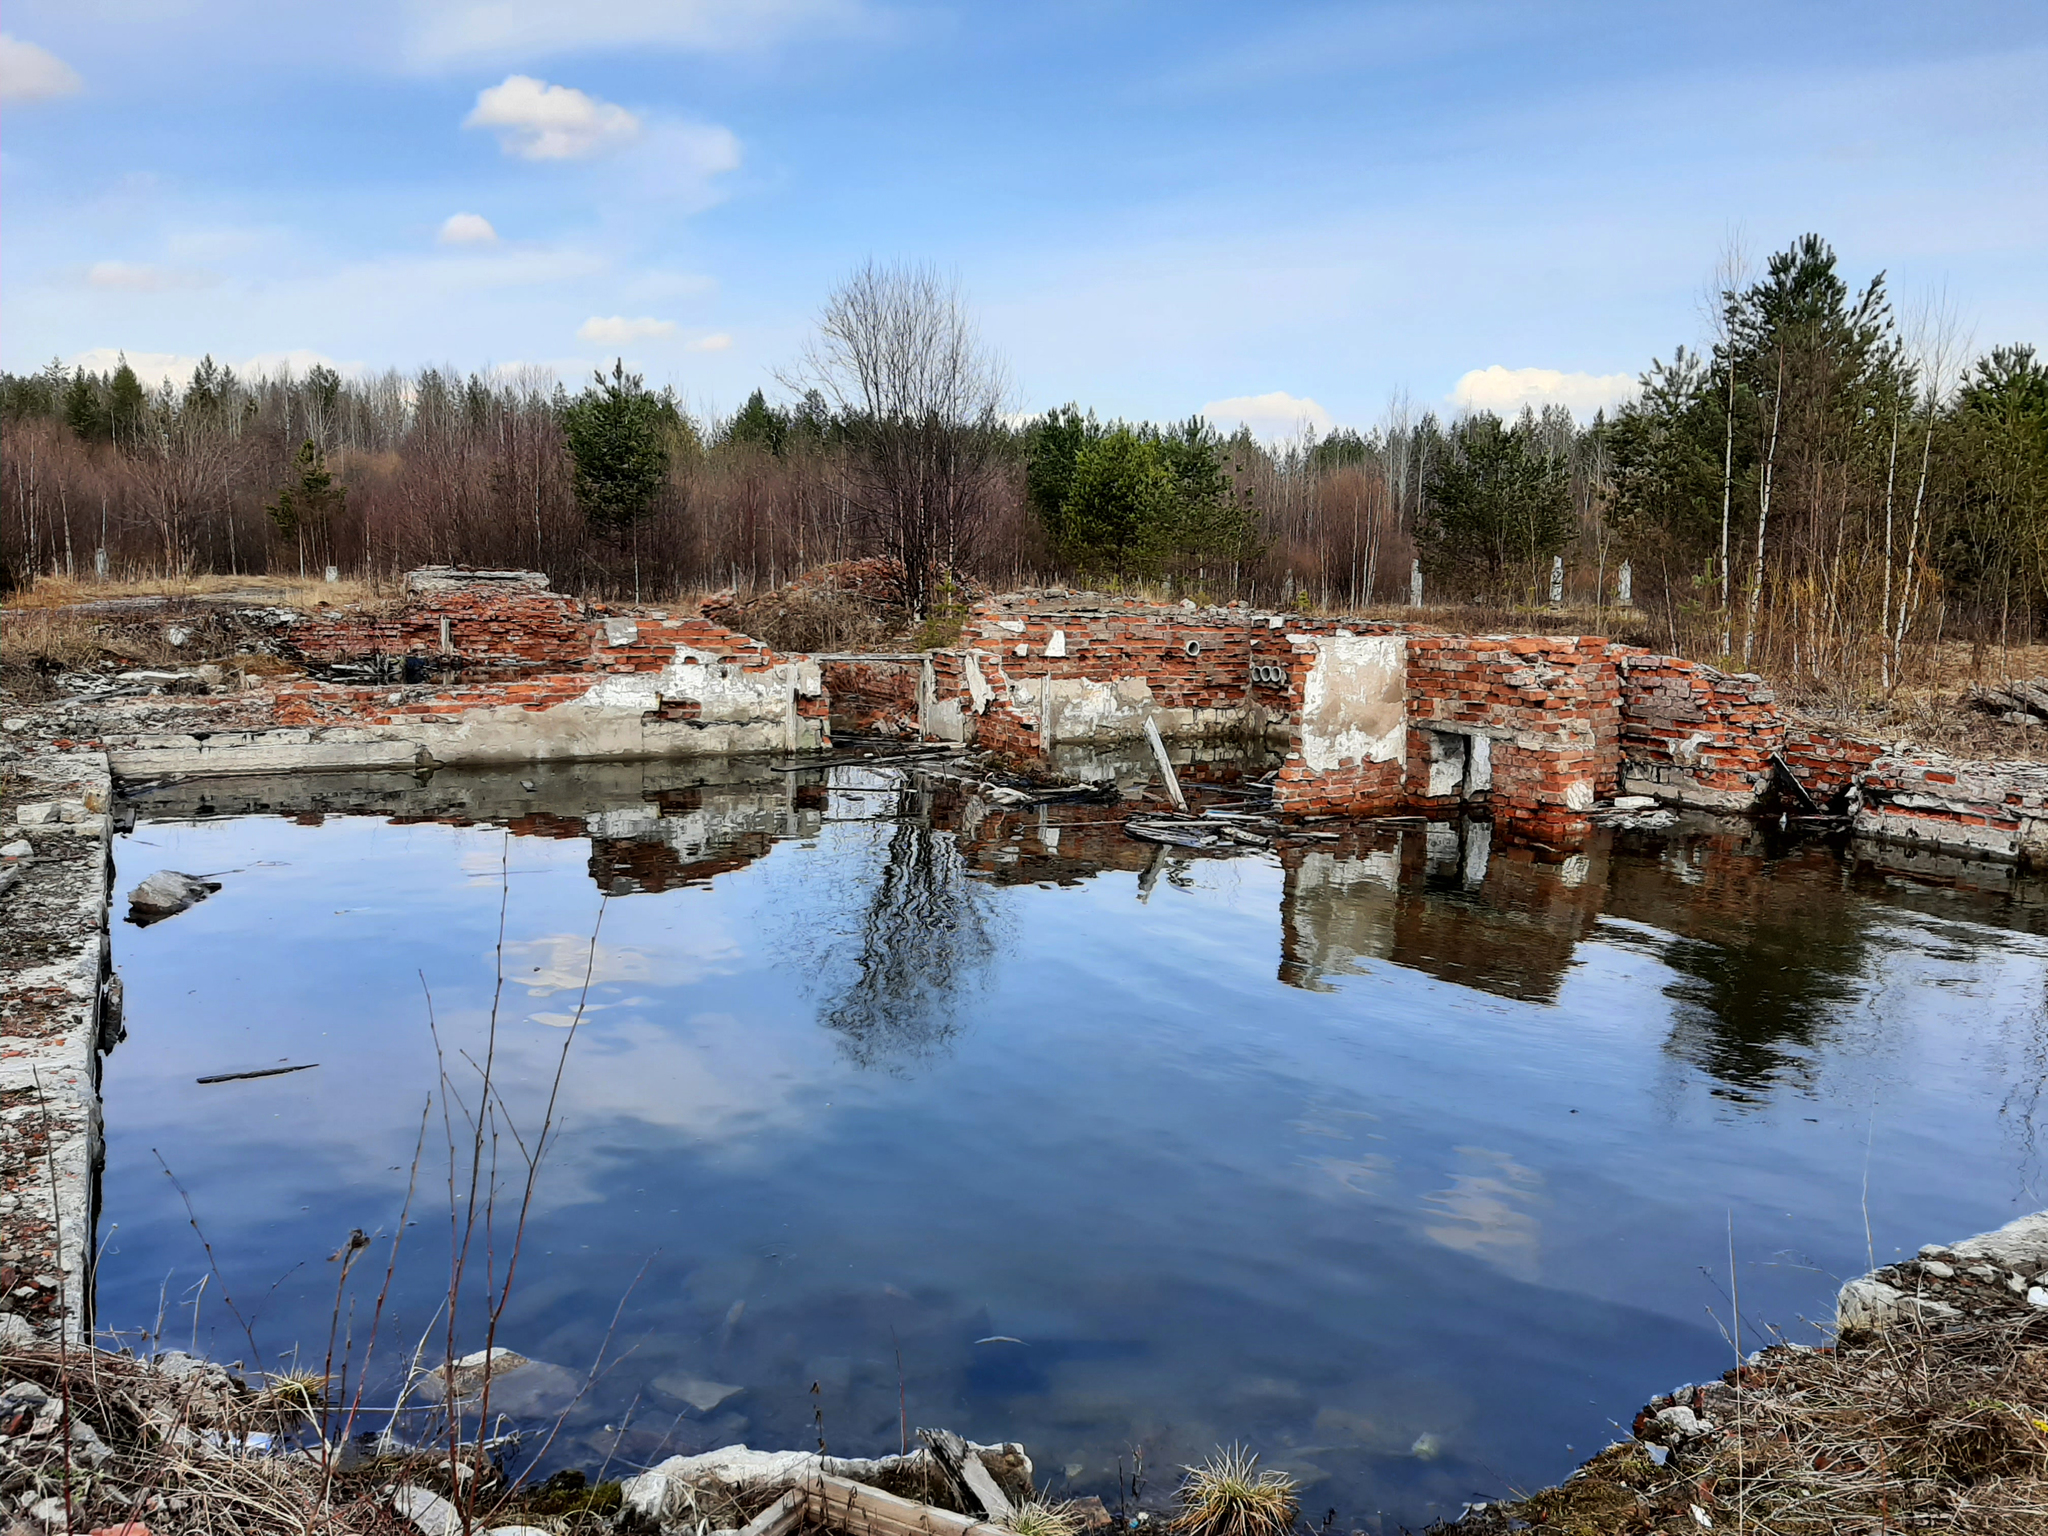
[966,597,1281,714]
[1780,725,1884,804]
[1615,653,1783,800]
[293,586,592,669]
[823,660,922,736]
[1272,755,1405,816]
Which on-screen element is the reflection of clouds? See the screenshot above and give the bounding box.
[1305,1152,1395,1196]
[542,1011,827,1145]
[459,842,512,886]
[1422,1147,1544,1280]
[503,929,741,997]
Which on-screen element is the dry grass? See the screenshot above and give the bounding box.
[1168,1446,1299,1536]
[6,571,387,612]
[1460,1312,2048,1535]
[1004,1499,1086,1536]
[0,1341,639,1533]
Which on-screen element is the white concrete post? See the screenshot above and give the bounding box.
[325,565,339,584]
[1549,554,1564,606]
[1618,560,1632,606]
[1409,559,1423,606]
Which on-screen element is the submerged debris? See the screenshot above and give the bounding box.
[126,869,222,925]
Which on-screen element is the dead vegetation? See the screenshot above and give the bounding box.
[0,604,301,704]
[1451,1312,2048,1535]
[1167,1447,1299,1536]
[4,572,388,613]
[700,558,984,654]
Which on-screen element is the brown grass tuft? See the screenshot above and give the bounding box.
[1169,1446,1299,1536]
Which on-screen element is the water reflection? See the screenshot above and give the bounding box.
[104,757,2048,1531]
[122,761,2048,1108]
[809,802,997,1068]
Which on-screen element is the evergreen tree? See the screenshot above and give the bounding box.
[1062,427,1174,575]
[1416,412,1575,594]
[267,439,345,543]
[726,389,789,455]
[63,369,107,441]
[1024,404,1101,548]
[561,361,672,532]
[108,358,147,442]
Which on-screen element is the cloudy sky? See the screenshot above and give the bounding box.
[3,1,2043,438]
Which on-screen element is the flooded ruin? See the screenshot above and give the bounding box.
[96,756,2048,1531]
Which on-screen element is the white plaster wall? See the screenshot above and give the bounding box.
[1293,633,1406,771]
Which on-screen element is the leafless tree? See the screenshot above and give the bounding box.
[790,261,1012,614]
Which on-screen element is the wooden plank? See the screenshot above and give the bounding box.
[799,1473,1010,1536]
[741,1488,807,1536]
[1143,716,1189,814]
[918,1429,1015,1522]
[1769,751,1821,814]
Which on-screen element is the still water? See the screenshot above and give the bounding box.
[103,759,2046,1530]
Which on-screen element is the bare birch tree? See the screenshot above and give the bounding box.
[791,261,1011,615]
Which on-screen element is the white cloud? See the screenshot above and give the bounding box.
[407,0,871,66]
[465,74,640,160]
[687,332,732,352]
[437,212,499,245]
[577,315,675,344]
[0,34,81,102]
[1449,365,1638,420]
[85,261,211,293]
[1200,390,1335,442]
[67,348,351,390]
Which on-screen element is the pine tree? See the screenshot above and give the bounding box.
[561,361,672,532]
[63,369,106,441]
[108,358,147,443]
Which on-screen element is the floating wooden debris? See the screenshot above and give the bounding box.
[196,1062,317,1085]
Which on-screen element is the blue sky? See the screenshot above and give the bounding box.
[3,1,2044,437]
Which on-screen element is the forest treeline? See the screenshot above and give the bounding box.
[4,237,2046,691]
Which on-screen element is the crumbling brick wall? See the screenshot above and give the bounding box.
[1400,634,1621,837]
[822,660,924,737]
[293,570,591,670]
[961,595,1289,748]
[1852,756,2048,864]
[1781,724,1884,806]
[1615,653,1784,808]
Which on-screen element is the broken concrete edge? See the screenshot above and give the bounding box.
[0,749,114,1347]
[620,1441,1032,1529]
[1834,1206,2048,1335]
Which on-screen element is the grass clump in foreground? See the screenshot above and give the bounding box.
[1168,1446,1300,1536]
[1452,1308,2048,1535]
[1004,1498,1086,1536]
